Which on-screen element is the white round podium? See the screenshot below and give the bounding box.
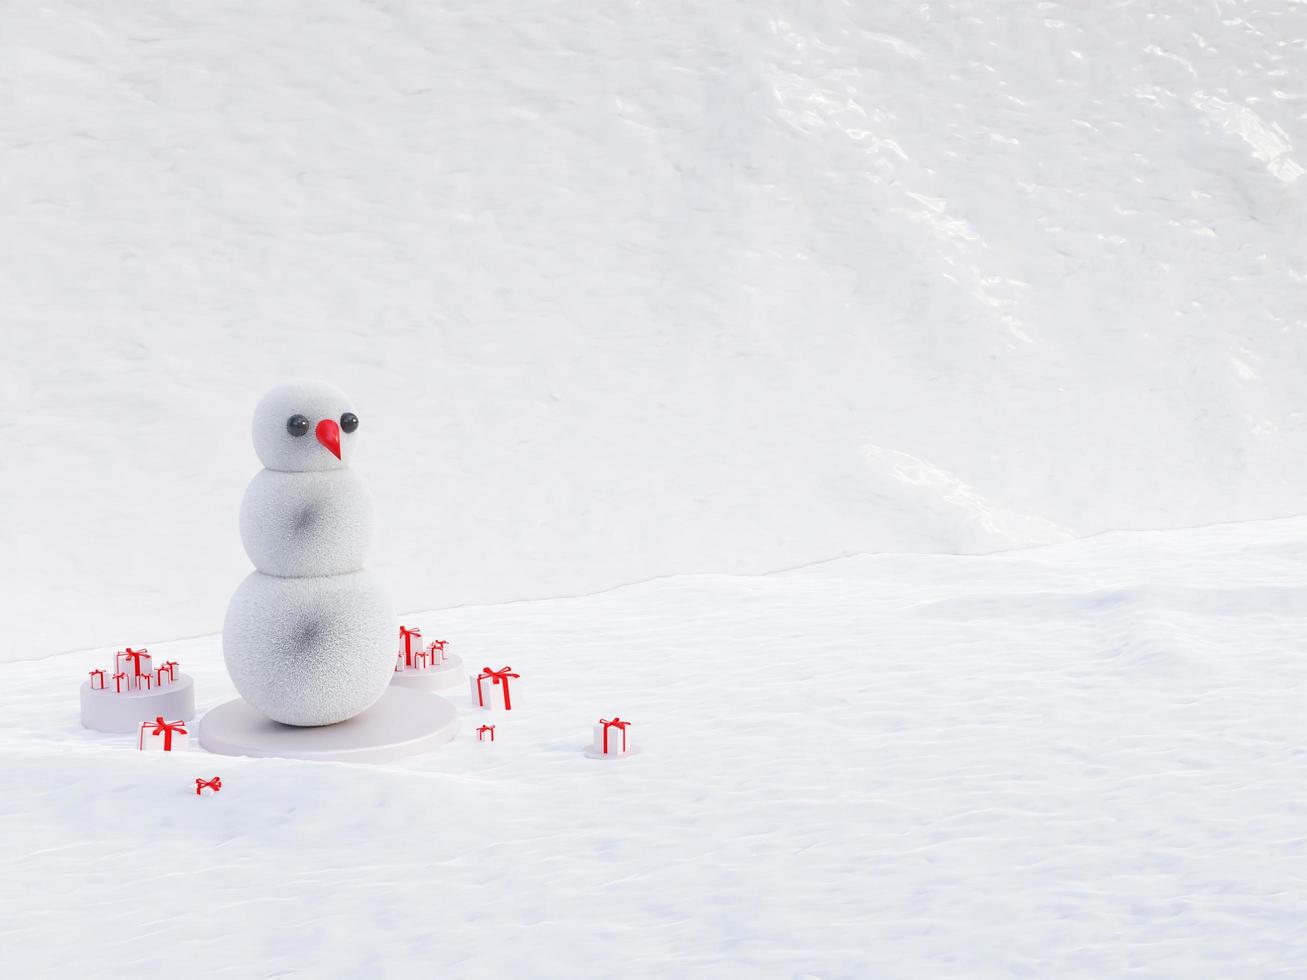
[81,674,197,733]
[197,686,458,763]
[390,653,465,692]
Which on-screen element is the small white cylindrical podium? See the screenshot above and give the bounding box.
[80,674,196,733]
[390,653,465,691]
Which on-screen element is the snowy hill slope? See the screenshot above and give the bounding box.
[3,1,1306,658]
[6,519,1307,975]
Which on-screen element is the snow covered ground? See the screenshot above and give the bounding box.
[4,0,1307,659]
[7,518,1306,976]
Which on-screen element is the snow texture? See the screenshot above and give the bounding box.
[240,468,375,577]
[6,1,1307,660]
[7,519,1307,975]
[223,569,395,727]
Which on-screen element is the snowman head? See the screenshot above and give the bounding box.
[252,380,362,472]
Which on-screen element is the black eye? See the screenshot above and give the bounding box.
[340,412,359,434]
[286,414,310,437]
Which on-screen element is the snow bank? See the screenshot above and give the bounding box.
[5,519,1306,974]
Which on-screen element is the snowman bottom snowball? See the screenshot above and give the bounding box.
[223,569,396,726]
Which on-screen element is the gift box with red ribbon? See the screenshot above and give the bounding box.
[470,666,520,710]
[88,669,107,691]
[112,671,131,694]
[398,625,423,668]
[138,673,154,692]
[159,661,179,684]
[477,724,495,742]
[594,717,632,757]
[428,639,449,663]
[138,716,189,752]
[123,647,152,681]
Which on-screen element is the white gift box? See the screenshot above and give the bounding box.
[470,668,520,710]
[137,717,190,752]
[594,719,633,756]
[88,669,108,691]
[121,648,152,684]
[112,672,133,694]
[428,640,450,663]
[398,626,424,668]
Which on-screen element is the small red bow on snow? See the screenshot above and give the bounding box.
[195,776,222,795]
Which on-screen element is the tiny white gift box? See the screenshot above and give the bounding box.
[470,667,520,710]
[137,717,190,752]
[594,718,633,756]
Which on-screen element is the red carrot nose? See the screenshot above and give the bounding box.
[315,418,341,459]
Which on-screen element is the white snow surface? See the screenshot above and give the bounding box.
[6,520,1307,976]
[4,2,1307,658]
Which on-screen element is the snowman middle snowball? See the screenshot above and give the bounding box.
[223,380,396,726]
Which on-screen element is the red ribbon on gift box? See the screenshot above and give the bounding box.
[124,647,151,677]
[399,626,423,667]
[599,717,630,754]
[477,724,495,742]
[195,776,221,795]
[88,669,107,690]
[430,639,448,660]
[147,716,187,751]
[113,671,130,694]
[475,667,520,710]
[162,661,179,682]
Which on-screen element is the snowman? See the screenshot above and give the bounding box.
[223,380,395,726]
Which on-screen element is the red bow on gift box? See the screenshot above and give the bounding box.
[149,716,187,750]
[195,776,222,795]
[88,669,107,689]
[476,667,520,710]
[399,626,423,666]
[162,660,179,681]
[477,724,495,742]
[599,717,631,754]
[112,672,129,693]
[124,647,150,676]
